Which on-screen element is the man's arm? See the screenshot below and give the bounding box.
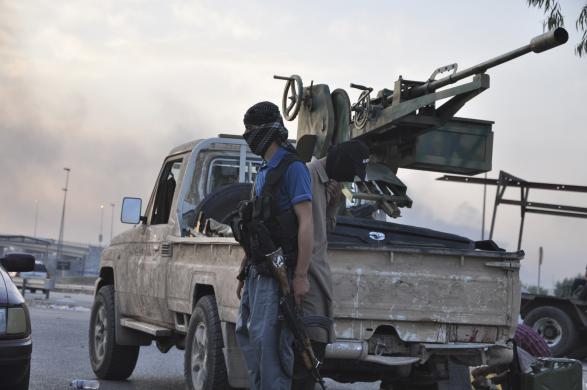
[292,200,313,304]
[325,180,343,232]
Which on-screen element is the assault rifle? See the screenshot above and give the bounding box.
[264,246,327,390]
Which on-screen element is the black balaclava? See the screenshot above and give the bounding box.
[242,101,295,157]
[326,140,370,182]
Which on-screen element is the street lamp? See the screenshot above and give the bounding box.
[110,203,115,242]
[99,204,104,246]
[56,167,71,281]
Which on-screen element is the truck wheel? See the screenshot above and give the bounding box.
[524,306,578,356]
[5,360,30,390]
[184,295,229,390]
[89,285,140,379]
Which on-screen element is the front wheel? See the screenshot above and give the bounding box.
[89,285,140,379]
[184,295,229,390]
[4,360,30,390]
[524,306,578,356]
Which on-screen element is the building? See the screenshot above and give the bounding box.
[0,235,102,279]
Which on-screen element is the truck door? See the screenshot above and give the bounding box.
[127,156,185,325]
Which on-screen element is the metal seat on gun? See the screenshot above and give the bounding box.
[274,27,569,219]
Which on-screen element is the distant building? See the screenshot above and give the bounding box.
[0,235,102,279]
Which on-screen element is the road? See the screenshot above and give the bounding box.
[26,291,377,389]
[24,291,587,389]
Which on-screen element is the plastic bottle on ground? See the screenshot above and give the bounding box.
[69,379,100,389]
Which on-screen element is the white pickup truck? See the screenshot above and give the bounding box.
[88,136,522,389]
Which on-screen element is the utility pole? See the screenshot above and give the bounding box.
[110,203,115,242]
[538,246,543,291]
[33,200,39,238]
[99,204,104,246]
[56,168,71,281]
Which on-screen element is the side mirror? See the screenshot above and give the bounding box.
[121,197,143,224]
[0,253,35,273]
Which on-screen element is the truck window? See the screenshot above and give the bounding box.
[207,158,262,194]
[151,159,182,225]
[208,158,239,193]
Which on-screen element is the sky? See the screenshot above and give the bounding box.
[0,0,586,290]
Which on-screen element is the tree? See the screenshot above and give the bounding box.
[527,0,587,56]
[553,274,582,297]
[523,284,549,295]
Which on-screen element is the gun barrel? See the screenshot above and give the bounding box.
[408,28,568,98]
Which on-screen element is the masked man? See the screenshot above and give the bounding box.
[292,140,370,390]
[235,101,314,390]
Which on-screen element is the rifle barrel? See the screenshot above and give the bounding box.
[408,28,568,98]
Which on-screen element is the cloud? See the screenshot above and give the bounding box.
[0,0,585,291]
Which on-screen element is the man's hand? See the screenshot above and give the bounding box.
[326,180,342,205]
[292,273,310,305]
[236,280,244,300]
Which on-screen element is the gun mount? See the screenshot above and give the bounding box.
[275,28,568,218]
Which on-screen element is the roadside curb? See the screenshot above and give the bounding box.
[53,284,94,294]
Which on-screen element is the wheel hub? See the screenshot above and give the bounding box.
[93,304,108,363]
[191,322,208,388]
[533,317,563,347]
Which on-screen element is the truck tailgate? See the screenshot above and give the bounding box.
[327,218,522,343]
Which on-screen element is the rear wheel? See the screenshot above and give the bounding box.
[184,295,229,390]
[89,285,140,379]
[524,305,578,356]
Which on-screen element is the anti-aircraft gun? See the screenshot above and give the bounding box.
[274,28,568,218]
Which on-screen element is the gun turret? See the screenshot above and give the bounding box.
[274,28,568,218]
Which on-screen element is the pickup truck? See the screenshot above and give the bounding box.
[89,136,523,389]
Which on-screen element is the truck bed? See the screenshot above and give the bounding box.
[326,217,522,344]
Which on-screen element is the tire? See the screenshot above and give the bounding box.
[44,289,50,299]
[184,295,229,390]
[524,305,578,356]
[5,360,30,390]
[30,289,36,294]
[195,183,253,225]
[89,285,140,379]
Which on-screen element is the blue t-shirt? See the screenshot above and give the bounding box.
[255,147,312,211]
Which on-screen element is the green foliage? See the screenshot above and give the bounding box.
[576,5,587,56]
[523,284,550,295]
[527,0,587,56]
[553,274,582,297]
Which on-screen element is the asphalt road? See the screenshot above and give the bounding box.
[24,291,587,390]
[25,291,376,390]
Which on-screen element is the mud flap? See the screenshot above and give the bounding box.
[221,322,250,388]
[114,291,152,346]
